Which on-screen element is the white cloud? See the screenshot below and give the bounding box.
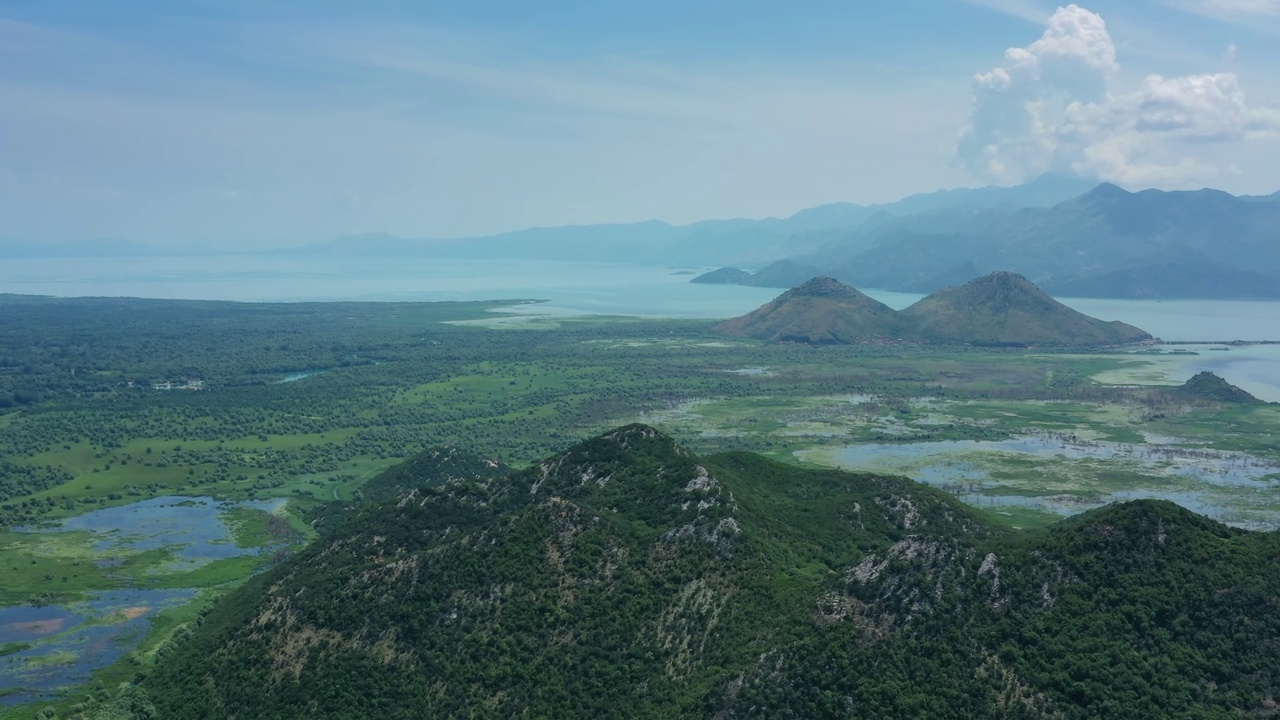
[956,4,1280,186]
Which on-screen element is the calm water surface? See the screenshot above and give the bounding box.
[4,256,1278,339]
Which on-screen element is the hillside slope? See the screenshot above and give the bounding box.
[308,447,508,533]
[716,273,1150,347]
[1173,371,1263,404]
[143,426,1280,719]
[901,271,1152,347]
[712,277,904,344]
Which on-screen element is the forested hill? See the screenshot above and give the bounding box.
[307,447,509,533]
[143,426,1280,718]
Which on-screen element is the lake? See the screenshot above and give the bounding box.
[0,589,196,705]
[2,496,285,704]
[3,255,1279,398]
[807,434,1280,530]
[4,255,1280,336]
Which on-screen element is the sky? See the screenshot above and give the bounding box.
[2,0,1279,247]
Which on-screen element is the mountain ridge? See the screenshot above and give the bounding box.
[810,183,1280,298]
[142,424,1280,718]
[267,174,1096,266]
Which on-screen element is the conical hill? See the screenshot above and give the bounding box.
[713,276,904,344]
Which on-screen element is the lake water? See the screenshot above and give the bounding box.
[3,255,1279,339]
[815,435,1280,529]
[0,255,784,318]
[0,588,196,704]
[2,496,283,704]
[20,496,282,569]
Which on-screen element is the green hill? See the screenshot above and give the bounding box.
[712,276,903,344]
[901,271,1152,347]
[715,273,1150,347]
[1173,371,1262,404]
[142,425,1280,718]
[308,447,509,532]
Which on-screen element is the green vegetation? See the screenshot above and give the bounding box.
[1173,371,1263,404]
[141,427,1280,718]
[1,293,1277,717]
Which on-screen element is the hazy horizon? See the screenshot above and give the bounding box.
[3,1,1280,248]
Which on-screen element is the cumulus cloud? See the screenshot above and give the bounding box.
[956,4,1280,185]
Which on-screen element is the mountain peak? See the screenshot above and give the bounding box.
[599,423,673,447]
[977,269,1038,288]
[922,271,1055,314]
[714,277,902,344]
[782,276,865,301]
[1085,182,1131,199]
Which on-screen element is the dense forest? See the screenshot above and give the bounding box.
[138,426,1280,718]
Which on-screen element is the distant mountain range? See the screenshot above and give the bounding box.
[716,274,1151,347]
[698,184,1280,299]
[6,175,1279,300]
[272,174,1097,267]
[0,172,1085,264]
[804,183,1280,299]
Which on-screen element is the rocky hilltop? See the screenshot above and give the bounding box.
[143,425,1280,718]
[717,272,1152,347]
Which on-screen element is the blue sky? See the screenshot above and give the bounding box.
[2,0,1279,247]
